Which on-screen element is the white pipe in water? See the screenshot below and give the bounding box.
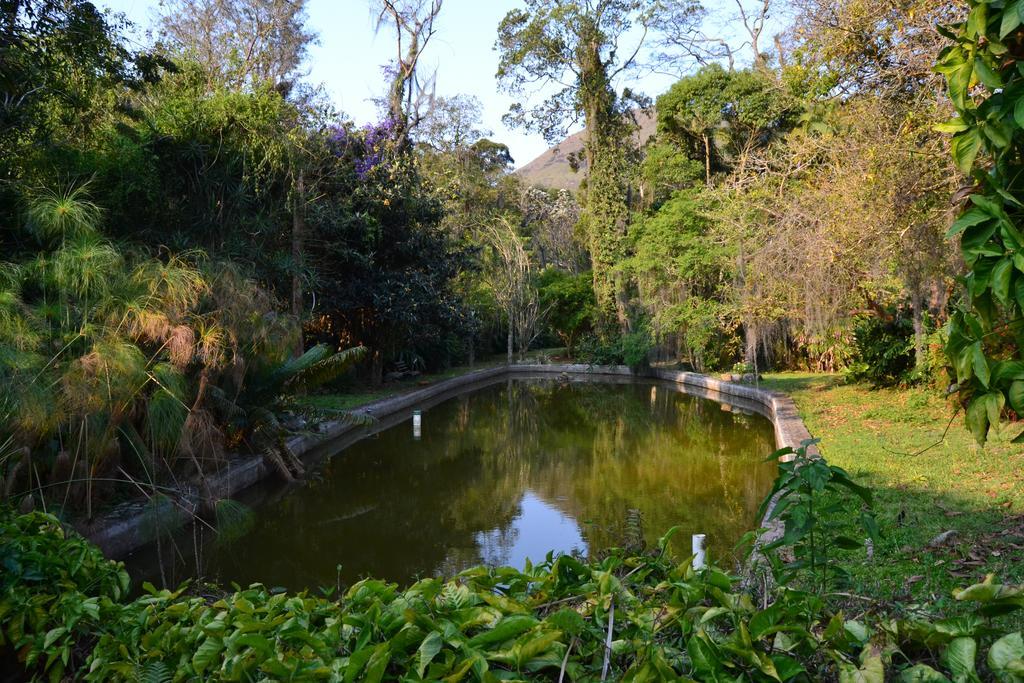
[413,410,422,440]
[692,533,706,570]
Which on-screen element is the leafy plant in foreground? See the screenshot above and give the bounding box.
[4,503,1024,681]
[938,0,1024,445]
[759,439,880,592]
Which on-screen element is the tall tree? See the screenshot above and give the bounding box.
[157,0,317,92]
[374,0,443,149]
[496,0,658,333]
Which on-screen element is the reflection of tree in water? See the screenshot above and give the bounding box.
[131,379,777,590]
[514,382,776,562]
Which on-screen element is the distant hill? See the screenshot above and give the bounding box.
[515,109,657,192]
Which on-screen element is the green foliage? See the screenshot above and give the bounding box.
[626,189,739,370]
[938,0,1024,444]
[656,65,797,183]
[4,484,1024,682]
[497,0,646,332]
[536,268,597,355]
[760,440,880,592]
[639,141,704,207]
[577,325,653,371]
[846,312,918,387]
[0,183,331,512]
[0,511,130,681]
[620,325,653,371]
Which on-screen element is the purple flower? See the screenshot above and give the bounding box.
[329,116,400,179]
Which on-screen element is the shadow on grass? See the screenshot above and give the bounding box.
[759,373,843,395]
[805,471,1024,627]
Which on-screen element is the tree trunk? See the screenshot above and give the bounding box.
[912,287,925,369]
[703,134,712,186]
[507,325,513,365]
[291,168,305,357]
[371,349,384,387]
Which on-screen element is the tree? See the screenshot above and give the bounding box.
[497,0,657,334]
[657,64,733,185]
[538,268,597,356]
[518,187,587,273]
[417,94,487,152]
[482,219,540,362]
[647,0,725,72]
[157,0,316,92]
[375,0,443,148]
[625,190,738,370]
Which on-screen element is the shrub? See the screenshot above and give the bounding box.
[536,268,597,356]
[576,325,653,371]
[620,325,653,371]
[845,311,917,387]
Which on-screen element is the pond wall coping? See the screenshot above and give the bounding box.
[79,364,813,559]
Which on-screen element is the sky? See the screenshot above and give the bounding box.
[95,0,762,167]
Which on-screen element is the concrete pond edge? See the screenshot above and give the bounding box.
[79,364,815,562]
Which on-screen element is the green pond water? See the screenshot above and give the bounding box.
[127,377,778,591]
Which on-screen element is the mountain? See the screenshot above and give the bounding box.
[515,109,657,192]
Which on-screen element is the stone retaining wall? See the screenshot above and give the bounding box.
[80,364,815,559]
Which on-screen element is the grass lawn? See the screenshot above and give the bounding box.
[761,373,1024,618]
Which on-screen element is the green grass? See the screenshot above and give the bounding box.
[762,373,1024,617]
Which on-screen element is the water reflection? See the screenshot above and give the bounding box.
[126,379,777,591]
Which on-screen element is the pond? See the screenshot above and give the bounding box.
[126,376,778,591]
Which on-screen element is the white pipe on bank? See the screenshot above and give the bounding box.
[692,533,706,570]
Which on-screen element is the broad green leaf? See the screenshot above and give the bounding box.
[988,632,1024,681]
[43,627,67,650]
[1003,1,1023,38]
[986,391,1006,433]
[191,636,224,675]
[993,258,1014,305]
[417,631,444,678]
[936,119,971,134]
[994,361,1024,384]
[952,129,984,173]
[966,3,988,38]
[839,655,885,683]
[975,58,1005,90]
[942,637,978,680]
[899,664,952,682]
[985,122,1012,148]
[467,615,538,648]
[948,209,993,238]
[364,642,391,683]
[966,396,990,445]
[1009,380,1024,414]
[972,342,991,387]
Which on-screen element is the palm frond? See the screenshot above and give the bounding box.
[204,385,246,423]
[270,344,332,387]
[283,345,367,394]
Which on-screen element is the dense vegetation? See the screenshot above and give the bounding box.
[2,449,1024,681]
[3,0,1024,679]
